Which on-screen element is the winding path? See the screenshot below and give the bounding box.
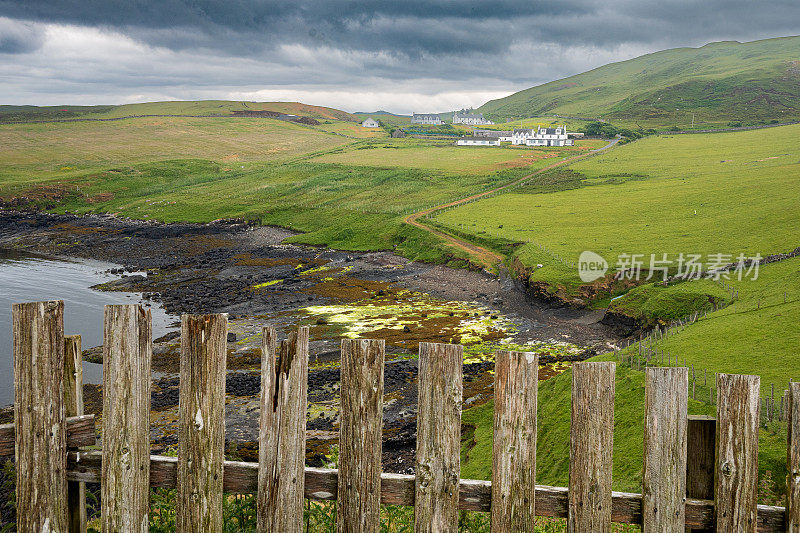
[403,138,620,268]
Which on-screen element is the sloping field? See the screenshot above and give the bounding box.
[0,116,351,185]
[312,139,604,175]
[434,124,800,287]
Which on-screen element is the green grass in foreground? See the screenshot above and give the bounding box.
[461,358,789,503]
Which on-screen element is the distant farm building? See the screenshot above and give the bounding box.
[453,110,494,125]
[455,136,500,146]
[411,113,443,125]
[361,117,380,128]
[511,126,573,146]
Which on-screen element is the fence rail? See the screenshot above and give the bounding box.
[5,300,800,532]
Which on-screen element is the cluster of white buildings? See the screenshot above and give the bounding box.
[457,126,574,147]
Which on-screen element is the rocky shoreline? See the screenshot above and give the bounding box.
[0,210,619,473]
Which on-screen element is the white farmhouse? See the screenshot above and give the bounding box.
[361,117,380,128]
[511,126,573,146]
[456,136,500,146]
[411,113,443,125]
[452,110,494,125]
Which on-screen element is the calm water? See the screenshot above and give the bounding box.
[0,249,178,405]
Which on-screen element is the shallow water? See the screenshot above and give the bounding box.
[0,249,178,405]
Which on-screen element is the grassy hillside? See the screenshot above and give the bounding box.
[433,123,800,299]
[311,138,603,175]
[479,36,800,129]
[0,100,359,123]
[0,111,593,265]
[624,255,800,392]
[461,353,790,503]
[0,116,351,183]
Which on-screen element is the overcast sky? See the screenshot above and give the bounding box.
[0,1,797,114]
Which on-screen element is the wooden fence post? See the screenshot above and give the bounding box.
[258,327,310,533]
[643,367,688,532]
[788,382,800,532]
[102,304,151,533]
[65,334,87,533]
[686,416,716,533]
[715,373,760,532]
[337,338,385,533]
[13,300,68,532]
[415,342,463,533]
[491,350,538,532]
[568,361,615,533]
[177,314,228,532]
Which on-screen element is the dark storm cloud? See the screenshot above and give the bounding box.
[0,1,594,55]
[2,0,798,57]
[0,17,42,53]
[0,0,797,110]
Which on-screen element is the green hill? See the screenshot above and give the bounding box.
[0,100,359,123]
[479,36,800,129]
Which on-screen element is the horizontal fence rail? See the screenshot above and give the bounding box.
[5,300,799,532]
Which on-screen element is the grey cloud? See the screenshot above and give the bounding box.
[0,17,43,53]
[0,1,797,110]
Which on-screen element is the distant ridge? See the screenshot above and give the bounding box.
[0,100,360,124]
[478,36,800,128]
[354,110,409,117]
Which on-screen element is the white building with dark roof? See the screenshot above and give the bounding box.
[453,110,494,125]
[511,125,573,146]
[456,136,500,146]
[411,113,443,125]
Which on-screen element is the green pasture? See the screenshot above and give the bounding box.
[311,138,601,175]
[433,124,800,288]
[625,255,800,392]
[0,116,350,184]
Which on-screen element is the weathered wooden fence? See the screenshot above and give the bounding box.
[3,300,800,532]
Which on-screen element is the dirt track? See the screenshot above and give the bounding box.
[403,138,620,268]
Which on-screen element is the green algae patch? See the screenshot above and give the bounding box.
[299,294,515,352]
[251,279,282,289]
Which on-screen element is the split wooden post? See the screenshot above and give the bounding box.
[101,304,152,533]
[177,314,228,532]
[65,334,87,533]
[788,382,800,531]
[415,342,463,533]
[643,367,688,532]
[258,327,310,533]
[715,373,760,532]
[336,339,385,533]
[686,416,716,533]
[568,361,615,533]
[13,300,68,532]
[491,350,538,532]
